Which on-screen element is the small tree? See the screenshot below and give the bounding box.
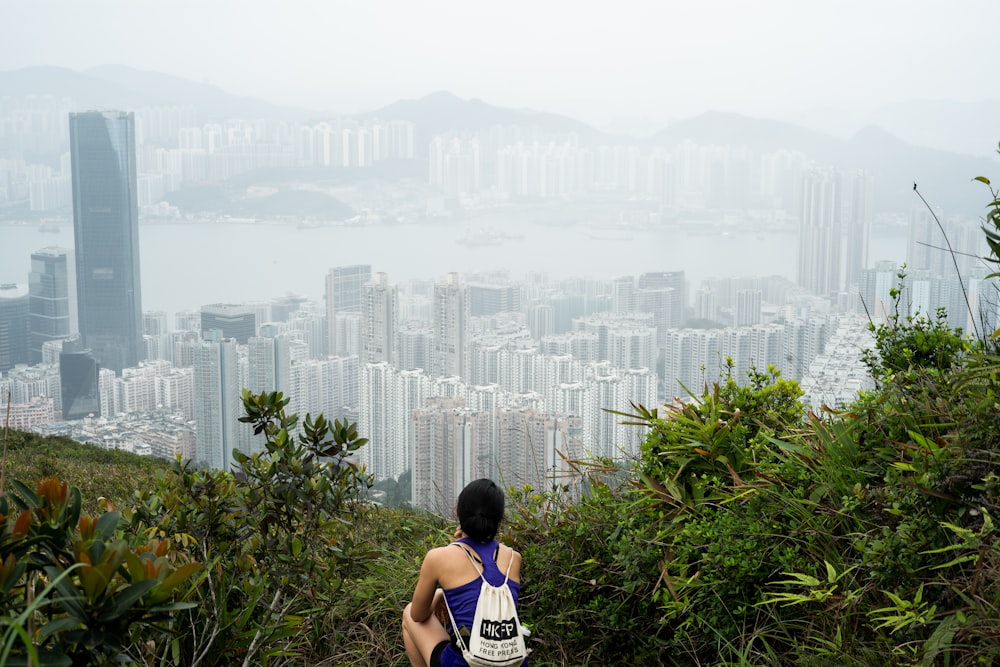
[128,389,373,666]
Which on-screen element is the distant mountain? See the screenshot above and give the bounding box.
[358,91,611,147]
[869,99,1000,159]
[788,99,1000,159]
[0,66,153,107]
[844,125,996,217]
[3,65,996,216]
[0,65,316,122]
[648,110,844,158]
[649,111,996,215]
[163,184,354,218]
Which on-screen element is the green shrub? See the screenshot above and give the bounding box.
[125,389,376,666]
[0,475,200,665]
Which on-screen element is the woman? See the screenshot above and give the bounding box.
[402,479,526,667]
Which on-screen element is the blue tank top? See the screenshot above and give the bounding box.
[440,538,524,667]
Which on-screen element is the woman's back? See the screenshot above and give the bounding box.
[403,479,526,667]
[440,538,521,635]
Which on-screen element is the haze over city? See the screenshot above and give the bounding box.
[5,5,1000,664]
[3,0,1000,140]
[2,0,1000,505]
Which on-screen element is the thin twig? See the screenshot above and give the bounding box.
[1,390,11,495]
[914,241,982,261]
[241,589,284,667]
[913,184,980,340]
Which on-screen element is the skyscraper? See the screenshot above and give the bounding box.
[412,397,478,514]
[638,271,686,328]
[29,247,72,364]
[468,283,520,317]
[845,171,874,290]
[735,289,762,327]
[70,111,142,374]
[200,303,257,343]
[858,260,899,324]
[192,337,241,470]
[432,273,469,378]
[797,167,842,296]
[325,264,371,356]
[60,340,100,420]
[362,272,398,365]
[0,283,30,372]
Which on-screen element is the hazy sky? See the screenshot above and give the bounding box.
[2,0,998,124]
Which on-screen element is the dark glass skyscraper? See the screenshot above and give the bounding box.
[200,304,257,344]
[29,247,72,364]
[70,111,142,374]
[60,340,100,420]
[0,283,30,372]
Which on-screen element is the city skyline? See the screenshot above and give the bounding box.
[2,4,999,500]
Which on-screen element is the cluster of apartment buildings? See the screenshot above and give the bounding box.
[0,99,417,212]
[3,102,1000,514]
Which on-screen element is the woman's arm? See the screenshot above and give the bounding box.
[409,549,442,623]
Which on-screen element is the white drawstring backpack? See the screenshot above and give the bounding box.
[443,544,530,667]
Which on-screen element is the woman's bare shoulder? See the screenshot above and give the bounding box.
[423,543,463,566]
[500,542,522,558]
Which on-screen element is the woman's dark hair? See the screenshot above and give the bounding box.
[457,479,505,543]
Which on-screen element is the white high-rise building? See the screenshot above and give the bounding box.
[397,324,433,372]
[359,363,431,481]
[290,355,358,423]
[247,330,291,396]
[193,337,241,470]
[736,290,762,327]
[573,311,655,364]
[782,316,834,380]
[496,407,579,491]
[612,276,635,314]
[325,265,371,357]
[334,312,363,359]
[113,362,162,415]
[965,268,1000,336]
[540,332,599,363]
[907,206,944,276]
[286,305,328,359]
[412,397,478,515]
[466,383,508,480]
[157,367,195,420]
[663,329,723,398]
[800,315,874,412]
[587,373,634,460]
[534,354,582,399]
[4,363,60,413]
[98,368,116,418]
[527,303,555,340]
[432,273,469,379]
[363,272,398,365]
[606,326,656,372]
[798,167,842,296]
[845,171,874,290]
[638,271,687,329]
[858,260,899,324]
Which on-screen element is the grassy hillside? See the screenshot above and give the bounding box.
[1,428,169,511]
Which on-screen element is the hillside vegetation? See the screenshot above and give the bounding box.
[3,169,1000,666]
[0,430,168,510]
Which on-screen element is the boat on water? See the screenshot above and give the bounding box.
[588,234,633,242]
[456,226,525,247]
